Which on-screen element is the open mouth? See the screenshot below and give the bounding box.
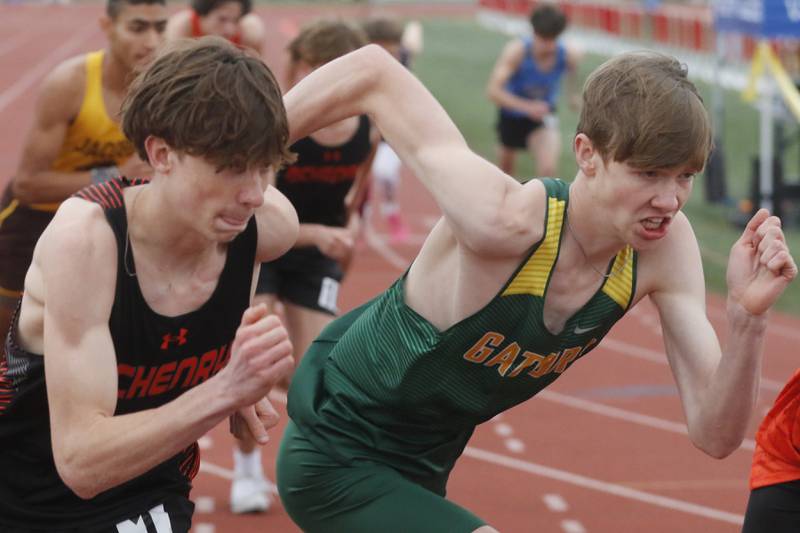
[639,216,672,239]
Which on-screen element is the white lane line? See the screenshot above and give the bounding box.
[198,436,213,450]
[194,496,215,513]
[0,33,31,59]
[193,524,215,533]
[364,224,410,270]
[538,389,756,452]
[494,423,513,437]
[543,493,569,512]
[0,25,98,113]
[561,519,587,533]
[199,446,743,526]
[600,336,783,392]
[199,462,234,480]
[504,438,525,454]
[462,447,744,526]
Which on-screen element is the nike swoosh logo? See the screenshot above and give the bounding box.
[573,324,599,335]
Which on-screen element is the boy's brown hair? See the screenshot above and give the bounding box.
[530,3,567,39]
[361,15,404,45]
[122,36,293,172]
[191,0,250,17]
[287,19,367,68]
[577,51,713,171]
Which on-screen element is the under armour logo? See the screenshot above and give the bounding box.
[161,328,188,350]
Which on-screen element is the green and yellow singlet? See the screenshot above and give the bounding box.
[288,178,637,494]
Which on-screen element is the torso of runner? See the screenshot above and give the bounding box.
[289,178,637,494]
[0,178,257,530]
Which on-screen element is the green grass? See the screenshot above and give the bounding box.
[414,18,800,314]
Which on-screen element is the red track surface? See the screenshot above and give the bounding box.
[1,3,797,532]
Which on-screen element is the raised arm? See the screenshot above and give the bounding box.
[284,44,541,256]
[40,200,293,498]
[649,210,796,458]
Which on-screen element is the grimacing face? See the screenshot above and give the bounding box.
[594,158,696,249]
[164,151,270,242]
[105,2,168,73]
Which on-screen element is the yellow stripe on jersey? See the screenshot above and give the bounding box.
[0,199,18,226]
[601,245,634,309]
[503,197,565,297]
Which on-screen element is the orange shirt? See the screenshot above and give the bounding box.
[751,369,800,490]
[189,9,242,46]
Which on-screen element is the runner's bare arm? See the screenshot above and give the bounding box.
[239,13,266,54]
[649,210,796,458]
[254,185,299,263]
[11,59,91,204]
[41,200,292,498]
[284,45,543,257]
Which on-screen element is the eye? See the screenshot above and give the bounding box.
[680,172,696,181]
[636,170,659,179]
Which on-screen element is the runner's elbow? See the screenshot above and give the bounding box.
[55,458,102,499]
[689,429,742,459]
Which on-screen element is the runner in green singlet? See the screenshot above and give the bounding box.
[277,47,798,532]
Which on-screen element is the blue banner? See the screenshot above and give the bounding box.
[713,0,800,37]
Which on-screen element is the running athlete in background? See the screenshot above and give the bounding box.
[228,19,378,515]
[276,46,796,532]
[0,0,162,339]
[165,0,265,53]
[743,369,800,532]
[487,3,580,177]
[0,38,296,532]
[361,15,423,244]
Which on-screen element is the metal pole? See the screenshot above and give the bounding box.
[759,79,774,212]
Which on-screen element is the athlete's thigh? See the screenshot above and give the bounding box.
[527,124,560,176]
[743,481,800,533]
[282,301,335,365]
[277,422,486,533]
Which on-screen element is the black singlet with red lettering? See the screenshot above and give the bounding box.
[0,177,257,530]
[277,114,371,227]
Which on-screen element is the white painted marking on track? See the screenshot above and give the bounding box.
[543,493,569,512]
[600,337,783,393]
[0,26,98,113]
[193,524,215,533]
[561,519,587,533]
[197,436,213,450]
[538,389,756,452]
[462,446,744,525]
[0,33,31,59]
[494,423,513,437]
[364,224,409,270]
[194,496,215,513]
[199,446,744,525]
[504,438,525,453]
[199,462,234,480]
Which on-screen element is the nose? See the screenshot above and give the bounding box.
[142,28,161,52]
[650,179,681,211]
[238,172,266,208]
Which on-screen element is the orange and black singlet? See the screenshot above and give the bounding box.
[0,178,257,529]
